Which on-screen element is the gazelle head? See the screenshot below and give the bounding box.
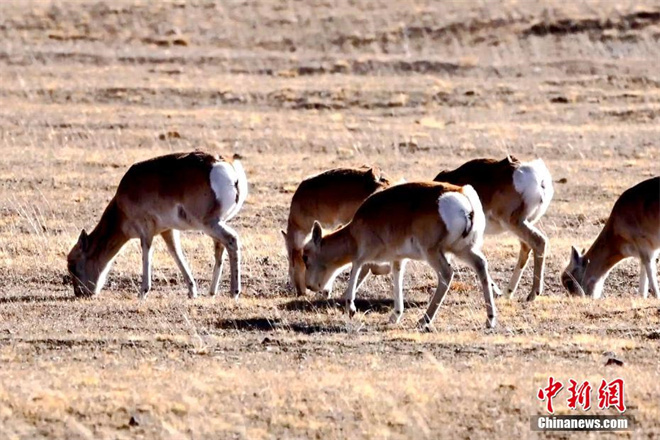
[67,229,99,297]
[561,246,587,297]
[302,221,342,296]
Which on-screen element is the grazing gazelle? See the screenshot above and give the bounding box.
[282,166,392,297]
[302,182,497,329]
[434,156,554,301]
[562,176,659,299]
[67,151,248,299]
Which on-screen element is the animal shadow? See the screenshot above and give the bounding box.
[0,294,76,304]
[279,298,427,313]
[215,317,347,334]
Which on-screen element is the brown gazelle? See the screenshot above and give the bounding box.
[302,182,497,329]
[562,176,659,299]
[67,151,248,299]
[282,166,392,296]
[434,156,554,301]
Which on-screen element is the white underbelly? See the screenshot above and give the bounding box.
[157,206,202,231]
[370,238,424,262]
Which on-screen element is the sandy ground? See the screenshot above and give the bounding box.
[0,1,659,438]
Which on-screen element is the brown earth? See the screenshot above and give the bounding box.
[0,0,659,438]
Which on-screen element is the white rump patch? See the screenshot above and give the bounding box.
[210,160,248,221]
[227,160,248,220]
[438,185,485,249]
[460,185,486,242]
[513,159,554,223]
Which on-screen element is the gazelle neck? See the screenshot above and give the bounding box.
[322,226,357,269]
[86,199,129,290]
[582,224,624,298]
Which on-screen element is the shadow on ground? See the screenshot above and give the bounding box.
[214,317,349,334]
[0,294,77,304]
[279,298,427,312]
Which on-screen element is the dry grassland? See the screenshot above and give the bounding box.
[0,0,659,438]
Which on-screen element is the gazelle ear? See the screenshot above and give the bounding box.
[368,167,380,181]
[280,230,287,240]
[311,221,323,247]
[78,229,89,251]
[570,246,581,264]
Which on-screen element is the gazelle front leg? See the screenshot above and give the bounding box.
[205,222,241,298]
[139,235,154,299]
[342,261,364,317]
[349,263,392,298]
[388,260,407,324]
[161,230,198,298]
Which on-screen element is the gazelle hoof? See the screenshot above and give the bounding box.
[486,316,497,329]
[388,312,403,324]
[525,292,538,302]
[345,301,356,317]
[417,318,435,332]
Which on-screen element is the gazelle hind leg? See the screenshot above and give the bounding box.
[209,239,227,297]
[510,221,547,301]
[506,241,532,299]
[205,222,241,298]
[642,253,659,299]
[418,252,454,330]
[161,230,197,298]
[458,248,497,328]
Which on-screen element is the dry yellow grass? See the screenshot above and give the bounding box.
[1,0,659,438]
